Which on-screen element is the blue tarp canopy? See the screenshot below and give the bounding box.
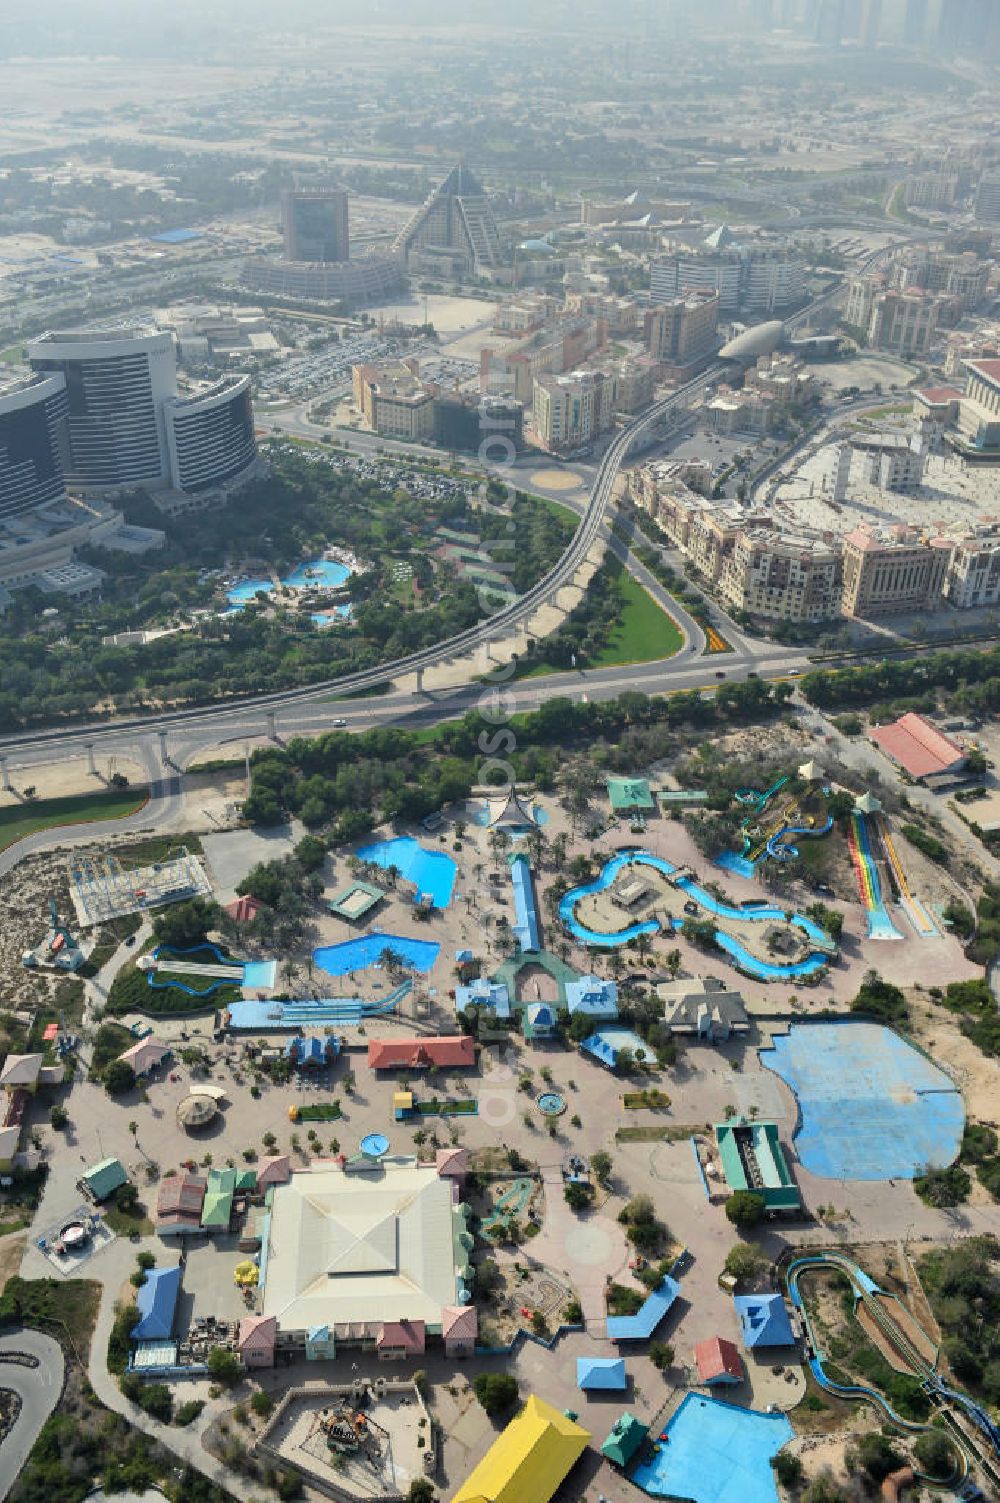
[606,1276,680,1341]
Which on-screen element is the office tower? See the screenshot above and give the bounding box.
[28,328,176,488]
[281,186,350,264]
[0,374,69,521]
[902,0,927,44]
[862,0,881,45]
[27,326,258,497]
[814,0,844,43]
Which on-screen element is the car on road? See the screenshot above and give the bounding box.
[714,670,726,678]
[332,718,348,727]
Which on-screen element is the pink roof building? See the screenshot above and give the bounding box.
[695,1336,743,1386]
[119,1039,171,1076]
[256,1155,291,1190]
[238,1314,277,1368]
[376,1319,426,1359]
[441,1305,478,1356]
[367,1036,476,1071]
[435,1147,469,1182]
[870,712,966,781]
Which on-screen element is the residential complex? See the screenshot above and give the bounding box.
[650,232,807,315]
[841,523,952,620]
[844,280,944,355]
[643,292,720,377]
[352,361,525,451]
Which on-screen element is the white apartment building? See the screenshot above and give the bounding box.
[532,370,614,452]
[943,528,1000,608]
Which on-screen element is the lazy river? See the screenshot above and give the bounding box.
[559,849,832,981]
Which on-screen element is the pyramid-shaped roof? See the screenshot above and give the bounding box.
[601,1411,648,1467]
[452,1395,589,1503]
[576,1355,626,1390]
[734,1292,795,1348]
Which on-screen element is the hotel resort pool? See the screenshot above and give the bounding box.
[225,556,351,611]
[762,1021,964,1181]
[631,1395,793,1503]
[559,850,831,980]
[312,933,441,978]
[356,836,457,909]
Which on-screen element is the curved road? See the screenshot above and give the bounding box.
[0,1329,65,1501]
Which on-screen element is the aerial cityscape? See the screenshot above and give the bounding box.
[2,2,1000,1502]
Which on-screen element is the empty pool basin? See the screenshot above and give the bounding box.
[762,1021,964,1181]
[536,1092,566,1116]
[60,1221,89,1248]
[360,1133,390,1159]
[356,836,457,908]
[312,934,440,977]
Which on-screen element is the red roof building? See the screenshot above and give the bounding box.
[238,1314,277,1368]
[695,1336,743,1386]
[367,1036,476,1071]
[870,712,966,781]
[224,895,266,924]
[376,1319,426,1359]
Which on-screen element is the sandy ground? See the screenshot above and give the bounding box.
[528,468,584,492]
[0,1233,26,1294]
[0,757,146,807]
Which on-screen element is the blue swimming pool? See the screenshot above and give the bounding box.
[356,836,457,908]
[632,1394,793,1503]
[762,1021,964,1181]
[226,556,351,611]
[559,850,831,980]
[313,933,441,977]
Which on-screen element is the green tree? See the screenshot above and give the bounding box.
[152,897,220,951]
[407,1481,436,1503]
[207,1346,242,1386]
[564,1181,594,1211]
[590,1149,613,1185]
[850,1431,904,1483]
[912,1430,955,1480]
[49,1105,68,1130]
[473,1372,519,1416]
[771,1452,804,1489]
[104,1059,136,1097]
[724,1191,766,1228]
[723,1242,767,1283]
[649,1341,674,1370]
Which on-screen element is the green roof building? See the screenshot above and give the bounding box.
[715,1117,800,1211]
[201,1167,237,1229]
[601,1412,648,1468]
[80,1157,128,1203]
[606,777,655,813]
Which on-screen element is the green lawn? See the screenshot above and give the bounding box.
[590,573,684,667]
[0,788,148,852]
[0,343,25,365]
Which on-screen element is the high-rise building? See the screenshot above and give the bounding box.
[0,374,69,521]
[861,0,881,46]
[164,376,257,495]
[841,524,951,619]
[937,0,971,53]
[975,173,1000,225]
[902,0,927,45]
[814,0,844,43]
[651,235,806,315]
[28,328,176,489]
[281,186,350,264]
[394,163,505,277]
[27,326,258,498]
[643,292,719,373]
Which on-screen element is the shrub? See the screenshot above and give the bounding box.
[104,1059,136,1097]
[473,1372,519,1416]
[175,1398,205,1426]
[771,1452,804,1488]
[207,1346,242,1386]
[725,1191,765,1228]
[649,1341,673,1370]
[850,973,906,1024]
[914,1164,970,1208]
[723,1243,767,1283]
[251,1389,274,1417]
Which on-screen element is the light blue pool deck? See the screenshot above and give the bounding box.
[559,850,831,981]
[761,1020,964,1181]
[313,933,441,977]
[226,556,351,610]
[356,836,457,909]
[631,1394,793,1503]
[510,853,541,951]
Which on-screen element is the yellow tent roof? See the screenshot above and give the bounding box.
[452,1394,590,1503]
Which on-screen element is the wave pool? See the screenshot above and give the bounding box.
[226,556,351,612]
[355,836,457,908]
[632,1394,793,1503]
[313,932,441,977]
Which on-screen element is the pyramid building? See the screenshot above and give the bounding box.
[394,163,506,276]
